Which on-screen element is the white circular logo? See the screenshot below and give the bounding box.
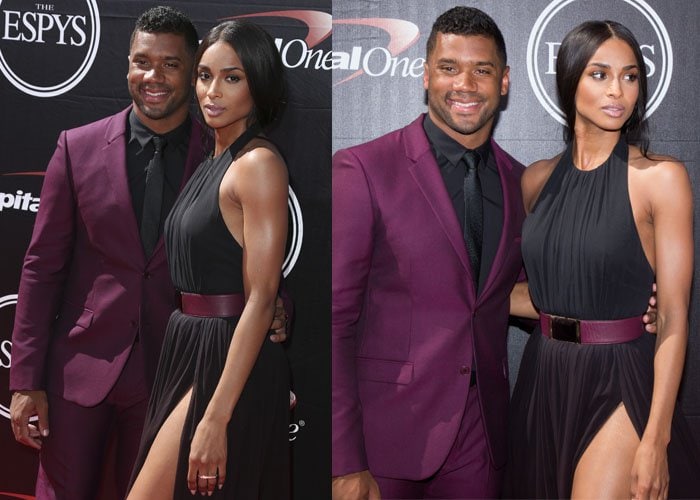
[527,0,673,125]
[283,187,303,278]
[0,294,17,420]
[0,0,101,97]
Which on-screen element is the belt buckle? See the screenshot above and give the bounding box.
[550,315,581,343]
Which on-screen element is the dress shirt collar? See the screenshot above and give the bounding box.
[423,114,491,168]
[128,109,191,153]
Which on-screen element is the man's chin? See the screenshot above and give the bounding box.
[431,109,483,137]
[444,122,480,136]
[446,113,493,136]
[137,105,170,121]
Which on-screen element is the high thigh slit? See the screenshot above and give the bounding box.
[127,127,290,498]
[503,138,700,498]
[571,403,640,498]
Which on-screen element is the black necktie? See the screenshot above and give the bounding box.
[140,135,167,257]
[462,150,483,283]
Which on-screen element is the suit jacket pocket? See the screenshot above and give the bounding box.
[56,301,95,337]
[356,357,413,385]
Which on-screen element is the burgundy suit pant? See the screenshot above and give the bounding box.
[35,340,149,500]
[375,386,503,499]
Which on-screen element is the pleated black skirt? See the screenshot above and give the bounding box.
[130,310,290,499]
[504,328,700,499]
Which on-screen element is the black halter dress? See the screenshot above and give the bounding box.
[130,127,290,498]
[505,138,700,498]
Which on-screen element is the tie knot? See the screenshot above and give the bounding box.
[462,150,479,172]
[152,135,167,153]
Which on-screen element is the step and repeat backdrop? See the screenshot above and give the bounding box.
[0,1,330,498]
[333,0,700,448]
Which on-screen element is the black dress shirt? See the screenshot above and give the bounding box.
[126,110,190,242]
[423,115,504,293]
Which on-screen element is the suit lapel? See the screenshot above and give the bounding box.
[101,107,145,264]
[404,116,476,286]
[478,139,522,301]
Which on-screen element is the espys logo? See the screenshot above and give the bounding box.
[224,10,331,72]
[333,18,421,86]
[0,0,100,97]
[0,294,17,421]
[527,0,672,125]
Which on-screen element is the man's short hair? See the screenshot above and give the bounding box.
[130,6,199,55]
[426,6,507,67]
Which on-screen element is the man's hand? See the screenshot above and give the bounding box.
[643,283,658,334]
[10,390,49,450]
[269,295,288,343]
[332,470,381,500]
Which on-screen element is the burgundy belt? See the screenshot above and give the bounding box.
[178,292,245,318]
[540,312,643,344]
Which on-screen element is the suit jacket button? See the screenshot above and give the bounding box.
[459,365,470,375]
[143,272,151,279]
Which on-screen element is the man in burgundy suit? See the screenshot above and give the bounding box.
[7,8,201,499]
[332,7,525,498]
[8,7,286,500]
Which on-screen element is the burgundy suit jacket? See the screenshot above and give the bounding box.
[10,106,206,406]
[332,115,526,479]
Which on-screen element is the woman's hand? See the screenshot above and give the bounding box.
[187,416,228,495]
[629,439,669,500]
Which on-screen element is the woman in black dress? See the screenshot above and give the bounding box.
[127,20,290,499]
[506,20,699,499]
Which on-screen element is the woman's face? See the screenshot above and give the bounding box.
[196,41,254,137]
[574,37,640,134]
